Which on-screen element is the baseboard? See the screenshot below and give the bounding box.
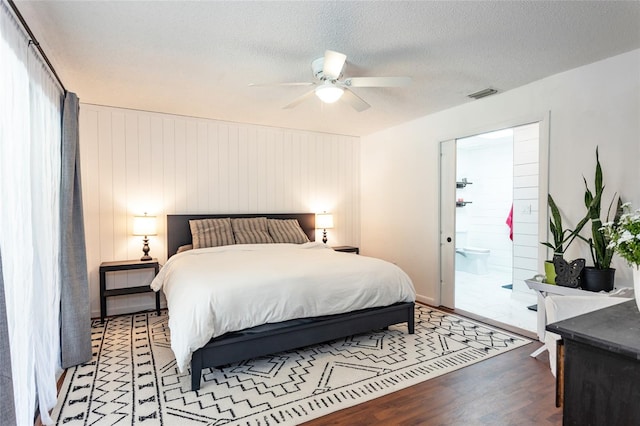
[415,294,435,306]
[91,302,166,320]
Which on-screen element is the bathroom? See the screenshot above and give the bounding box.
[454,127,537,332]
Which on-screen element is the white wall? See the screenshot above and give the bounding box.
[361,49,640,305]
[80,104,360,318]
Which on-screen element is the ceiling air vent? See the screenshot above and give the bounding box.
[467,88,498,99]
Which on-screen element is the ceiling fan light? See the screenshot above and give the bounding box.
[315,85,344,104]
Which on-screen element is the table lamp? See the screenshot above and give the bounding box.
[316,212,334,244]
[133,213,157,261]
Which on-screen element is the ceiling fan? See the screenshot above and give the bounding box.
[249,50,412,112]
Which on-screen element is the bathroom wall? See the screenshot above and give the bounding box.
[456,134,513,274]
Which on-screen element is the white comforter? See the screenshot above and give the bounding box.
[151,242,415,371]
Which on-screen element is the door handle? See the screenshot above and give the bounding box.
[446,237,452,243]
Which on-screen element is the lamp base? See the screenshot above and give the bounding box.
[322,229,328,244]
[141,236,152,261]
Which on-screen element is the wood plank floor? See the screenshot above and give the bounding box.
[303,339,562,425]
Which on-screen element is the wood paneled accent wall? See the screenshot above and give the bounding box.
[511,122,540,294]
[79,104,360,317]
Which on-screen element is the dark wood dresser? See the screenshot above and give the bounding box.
[546,300,640,425]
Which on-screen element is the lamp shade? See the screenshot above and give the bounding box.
[133,214,157,236]
[316,213,334,229]
[315,84,344,104]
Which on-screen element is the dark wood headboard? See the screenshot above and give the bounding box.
[166,213,316,258]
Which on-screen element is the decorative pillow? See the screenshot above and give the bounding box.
[267,218,310,244]
[176,244,193,253]
[189,218,234,249]
[231,217,274,244]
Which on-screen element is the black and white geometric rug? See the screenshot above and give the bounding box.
[51,305,530,425]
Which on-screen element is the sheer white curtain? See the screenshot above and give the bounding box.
[0,2,63,424]
[28,35,62,426]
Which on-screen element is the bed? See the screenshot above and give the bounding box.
[154,213,416,391]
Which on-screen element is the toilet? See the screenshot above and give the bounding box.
[455,231,490,275]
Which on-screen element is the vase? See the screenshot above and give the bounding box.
[544,260,556,284]
[634,267,640,311]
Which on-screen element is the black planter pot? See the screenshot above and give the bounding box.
[581,267,615,292]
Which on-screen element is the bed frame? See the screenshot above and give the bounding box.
[166,213,415,391]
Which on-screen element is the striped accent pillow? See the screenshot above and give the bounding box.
[267,219,310,244]
[189,218,235,249]
[231,217,274,244]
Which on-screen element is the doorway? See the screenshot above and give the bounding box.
[439,122,546,333]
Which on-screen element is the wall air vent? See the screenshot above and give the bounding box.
[467,88,498,99]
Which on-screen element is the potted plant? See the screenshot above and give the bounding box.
[602,203,640,308]
[579,148,623,292]
[541,194,589,284]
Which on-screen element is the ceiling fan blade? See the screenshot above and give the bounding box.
[345,76,412,88]
[282,89,316,109]
[323,50,347,80]
[249,82,314,87]
[341,89,370,112]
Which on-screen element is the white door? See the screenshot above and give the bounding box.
[439,139,456,308]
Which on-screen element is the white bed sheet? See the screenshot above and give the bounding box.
[151,242,416,371]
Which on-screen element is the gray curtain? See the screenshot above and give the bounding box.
[0,249,16,425]
[60,92,91,368]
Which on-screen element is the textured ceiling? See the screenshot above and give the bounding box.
[14,1,640,136]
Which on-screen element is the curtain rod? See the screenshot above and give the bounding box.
[6,0,67,93]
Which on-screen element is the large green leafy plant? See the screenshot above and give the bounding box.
[542,193,589,257]
[581,147,623,270]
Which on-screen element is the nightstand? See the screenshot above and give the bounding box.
[332,246,360,254]
[99,259,160,322]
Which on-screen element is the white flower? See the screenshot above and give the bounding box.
[619,230,635,243]
[602,203,640,267]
